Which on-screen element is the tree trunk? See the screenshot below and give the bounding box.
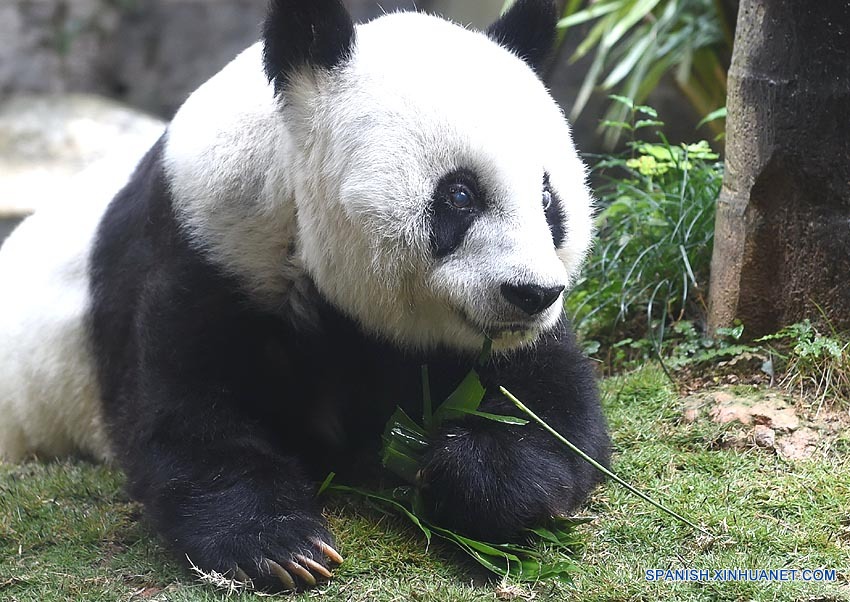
[707,0,850,337]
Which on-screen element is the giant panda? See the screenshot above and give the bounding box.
[0,0,609,591]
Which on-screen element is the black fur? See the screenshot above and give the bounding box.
[89,142,608,590]
[486,0,558,75]
[429,169,484,258]
[544,172,566,247]
[263,0,356,94]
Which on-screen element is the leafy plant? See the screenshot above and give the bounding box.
[324,339,704,581]
[664,320,760,368]
[319,340,586,582]
[324,342,584,583]
[567,97,722,356]
[758,319,850,407]
[556,0,733,147]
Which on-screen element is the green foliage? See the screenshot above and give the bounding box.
[327,345,583,584]
[597,320,761,372]
[327,479,587,584]
[557,0,732,146]
[661,320,761,367]
[5,369,850,601]
[567,99,722,355]
[758,319,850,405]
[333,341,705,582]
[583,367,850,602]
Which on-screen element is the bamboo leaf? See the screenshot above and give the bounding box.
[383,407,428,449]
[432,369,486,423]
[697,106,727,129]
[602,0,661,50]
[558,0,623,29]
[601,29,653,88]
[527,526,562,544]
[328,484,432,541]
[451,408,530,425]
[317,472,336,496]
[380,445,421,484]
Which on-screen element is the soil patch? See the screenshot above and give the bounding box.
[682,387,849,460]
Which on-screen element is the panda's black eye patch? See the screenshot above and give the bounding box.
[543,172,566,248]
[430,170,482,258]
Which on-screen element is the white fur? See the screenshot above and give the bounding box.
[0,149,163,461]
[166,12,594,352]
[0,9,594,460]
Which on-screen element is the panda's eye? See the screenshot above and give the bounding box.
[448,184,474,210]
[542,189,553,211]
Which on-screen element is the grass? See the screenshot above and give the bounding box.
[567,102,723,358]
[2,367,849,601]
[575,367,850,601]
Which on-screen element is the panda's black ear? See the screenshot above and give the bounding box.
[486,0,558,75]
[263,0,356,93]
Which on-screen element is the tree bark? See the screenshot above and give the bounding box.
[707,0,850,336]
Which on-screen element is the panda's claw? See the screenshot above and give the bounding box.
[266,559,296,590]
[316,540,344,565]
[285,559,317,587]
[297,554,333,579]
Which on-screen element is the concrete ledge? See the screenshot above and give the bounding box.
[0,93,165,242]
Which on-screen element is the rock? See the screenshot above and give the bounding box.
[0,0,121,99]
[682,386,841,459]
[0,94,164,228]
[749,401,800,432]
[682,407,700,424]
[96,0,271,117]
[753,425,776,449]
[708,396,753,425]
[775,427,819,461]
[0,0,426,119]
[706,392,800,432]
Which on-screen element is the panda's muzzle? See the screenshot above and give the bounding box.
[500,282,565,316]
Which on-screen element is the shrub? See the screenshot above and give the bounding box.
[567,98,722,358]
[758,319,850,407]
[556,0,733,147]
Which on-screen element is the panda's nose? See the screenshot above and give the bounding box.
[500,283,565,316]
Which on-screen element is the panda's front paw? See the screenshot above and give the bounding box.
[181,514,343,592]
[418,425,569,542]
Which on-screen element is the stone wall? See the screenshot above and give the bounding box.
[0,0,421,118]
[0,93,165,233]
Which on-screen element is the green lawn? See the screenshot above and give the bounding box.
[2,366,848,601]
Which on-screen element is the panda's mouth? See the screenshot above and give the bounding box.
[454,307,540,342]
[487,323,535,338]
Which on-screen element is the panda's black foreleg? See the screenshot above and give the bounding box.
[92,245,345,591]
[122,432,341,591]
[418,328,610,542]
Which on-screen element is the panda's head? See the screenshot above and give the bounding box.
[172,0,593,354]
[261,0,594,353]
